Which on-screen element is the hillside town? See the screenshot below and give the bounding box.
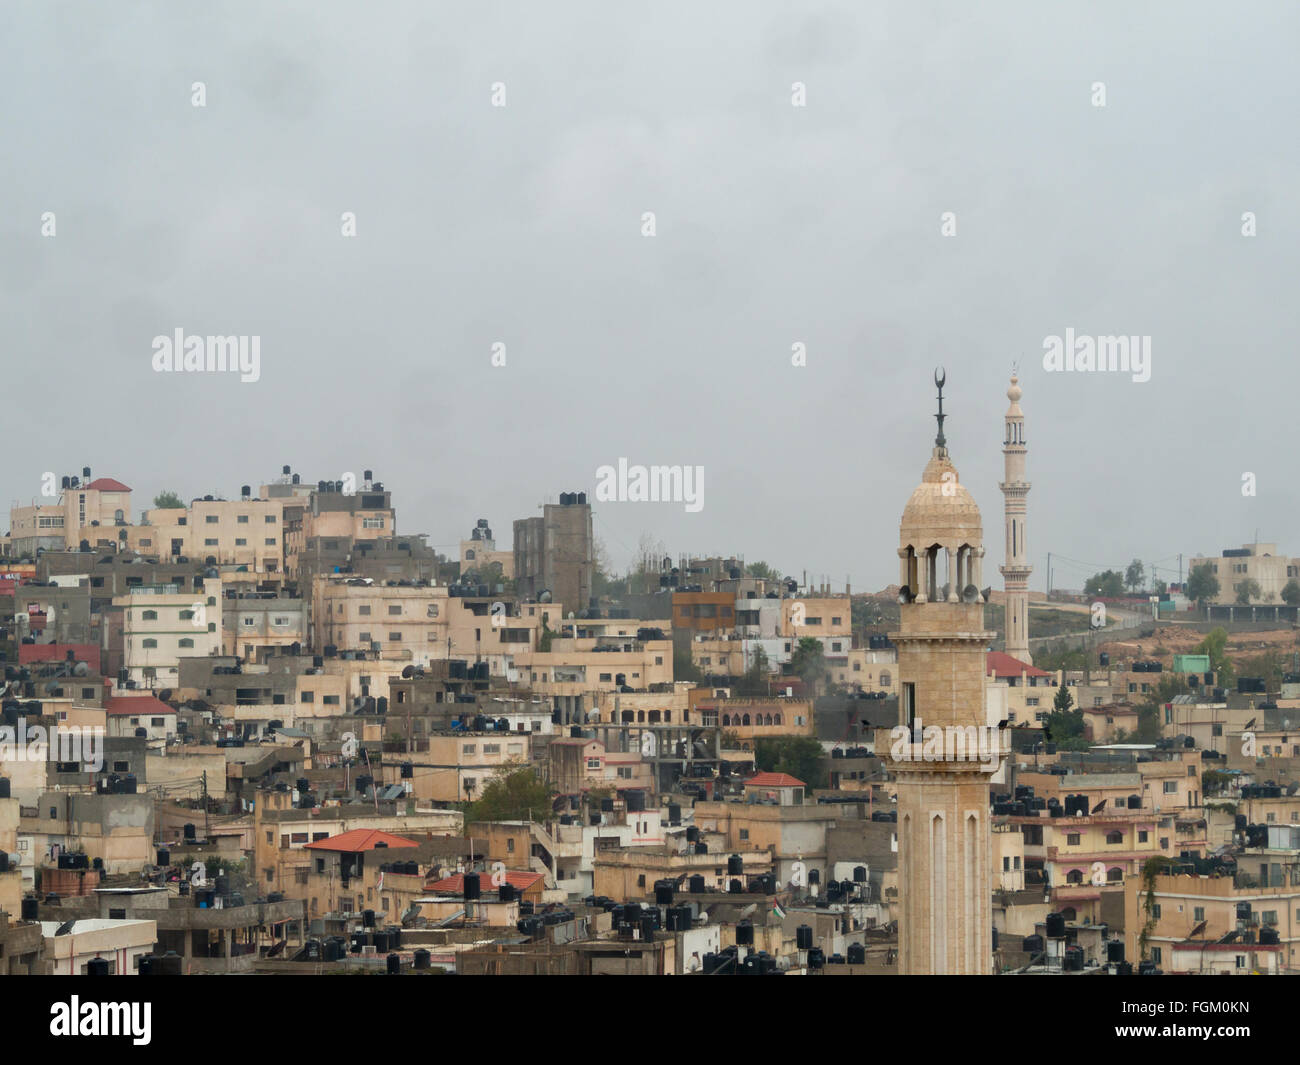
[2,375,1295,978]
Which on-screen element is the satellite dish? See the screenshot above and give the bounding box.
[981,587,992,602]
[940,583,952,601]
[962,584,980,603]
[898,585,914,605]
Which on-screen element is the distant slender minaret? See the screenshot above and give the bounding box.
[999,373,1032,664]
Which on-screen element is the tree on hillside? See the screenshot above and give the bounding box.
[1053,685,1075,713]
[1195,627,1234,686]
[153,490,183,509]
[1084,570,1126,598]
[790,637,827,695]
[465,764,552,823]
[1125,559,1145,594]
[1185,563,1219,606]
[754,736,826,791]
[746,561,780,581]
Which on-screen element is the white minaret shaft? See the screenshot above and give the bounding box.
[999,374,1032,663]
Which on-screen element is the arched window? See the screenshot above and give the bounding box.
[142,610,158,621]
[1059,907,1077,921]
[179,609,194,620]
[1065,869,1083,884]
[764,714,774,726]
[637,711,645,722]
[142,638,158,649]
[648,710,660,723]
[742,714,751,727]
[465,549,475,560]
[721,714,731,727]
[773,713,782,726]
[178,638,194,648]
[1107,867,1124,883]
[1105,830,1123,845]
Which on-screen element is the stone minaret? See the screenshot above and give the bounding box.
[887,370,1002,975]
[999,373,1032,664]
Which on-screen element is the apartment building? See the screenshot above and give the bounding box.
[115,579,223,689]
[1189,543,1300,604]
[8,473,131,555]
[513,496,592,616]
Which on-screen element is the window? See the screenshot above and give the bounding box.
[1066,833,1080,846]
[204,538,217,546]
[483,744,500,754]
[832,617,842,626]
[1105,830,1123,845]
[237,515,249,524]
[142,638,157,648]
[1138,830,1148,843]
[235,538,247,546]
[389,632,402,641]
[1194,906,1205,922]
[266,514,277,523]
[359,605,372,615]
[142,609,158,620]
[388,605,402,615]
[151,717,165,726]
[113,760,130,773]
[1163,781,1177,794]
[205,515,219,524]
[265,538,276,546]
[301,691,315,703]
[363,517,385,529]
[586,758,601,770]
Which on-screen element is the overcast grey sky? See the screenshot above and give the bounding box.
[3,1,1298,591]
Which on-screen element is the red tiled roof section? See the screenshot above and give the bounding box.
[18,644,102,674]
[84,478,131,492]
[304,829,421,853]
[745,772,806,788]
[102,695,175,716]
[425,870,543,893]
[985,651,1052,678]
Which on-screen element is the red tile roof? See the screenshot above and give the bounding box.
[745,772,806,788]
[83,478,131,493]
[102,695,175,717]
[304,829,420,853]
[18,644,102,674]
[425,870,543,893]
[985,652,1052,678]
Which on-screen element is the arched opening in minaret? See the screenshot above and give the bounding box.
[901,546,918,596]
[924,543,945,601]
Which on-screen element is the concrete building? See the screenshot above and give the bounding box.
[1188,543,1300,605]
[513,495,592,617]
[116,579,223,689]
[9,473,132,556]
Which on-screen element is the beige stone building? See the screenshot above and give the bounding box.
[1188,543,1300,604]
[115,579,223,689]
[9,474,133,555]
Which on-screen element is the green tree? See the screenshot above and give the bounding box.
[1185,563,1219,606]
[1283,579,1300,606]
[465,764,552,823]
[673,643,703,683]
[153,490,183,509]
[1125,559,1145,593]
[754,736,826,791]
[1235,578,1262,605]
[1084,570,1126,598]
[746,561,780,581]
[790,636,827,695]
[735,645,770,696]
[1053,685,1075,713]
[1195,627,1234,686]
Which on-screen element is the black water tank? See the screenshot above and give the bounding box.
[20,896,38,921]
[499,882,516,903]
[626,791,646,812]
[183,822,196,840]
[86,957,111,976]
[694,841,707,855]
[685,826,698,842]
[363,908,376,928]
[464,872,481,900]
[728,879,743,894]
[1046,912,1066,938]
[853,865,867,883]
[156,848,170,867]
[655,880,674,906]
[688,874,706,893]
[413,948,431,970]
[736,919,754,945]
[796,925,813,950]
[667,803,681,824]
[386,952,401,975]
[847,942,866,964]
[1107,939,1125,963]
[727,854,744,876]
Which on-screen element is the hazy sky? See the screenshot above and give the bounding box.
[3,1,1298,591]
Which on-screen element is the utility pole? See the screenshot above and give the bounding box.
[1046,552,1051,597]
[202,770,210,841]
